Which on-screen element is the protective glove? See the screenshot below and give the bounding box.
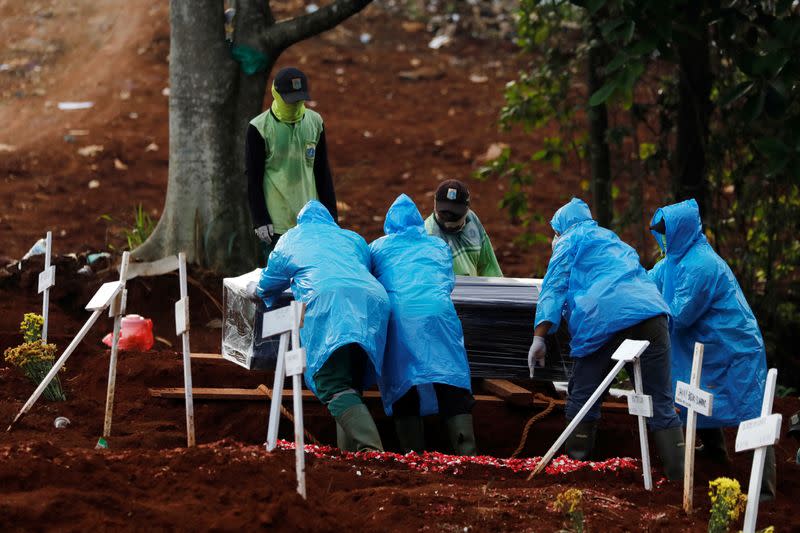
[528,336,547,378]
[244,281,261,302]
[255,224,274,245]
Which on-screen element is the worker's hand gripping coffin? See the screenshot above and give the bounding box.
[221,269,292,370]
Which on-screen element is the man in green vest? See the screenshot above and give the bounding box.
[246,67,338,263]
[424,179,503,277]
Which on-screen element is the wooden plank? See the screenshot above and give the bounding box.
[149,386,505,404]
[125,256,180,280]
[190,353,225,360]
[481,378,533,406]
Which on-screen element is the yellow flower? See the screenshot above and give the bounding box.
[4,341,57,367]
[20,313,45,342]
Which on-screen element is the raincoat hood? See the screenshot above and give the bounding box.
[551,198,595,235]
[297,200,336,226]
[369,196,471,416]
[384,194,426,235]
[650,198,703,259]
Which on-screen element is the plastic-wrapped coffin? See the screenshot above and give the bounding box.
[221,271,572,381]
[452,276,572,381]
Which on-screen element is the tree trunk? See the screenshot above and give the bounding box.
[587,21,613,228]
[674,3,712,219]
[134,0,373,274]
[134,0,268,274]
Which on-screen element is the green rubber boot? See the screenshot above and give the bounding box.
[653,426,686,481]
[336,422,355,452]
[759,445,777,502]
[334,403,384,452]
[444,414,477,456]
[564,420,597,461]
[394,415,426,454]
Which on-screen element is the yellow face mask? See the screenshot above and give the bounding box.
[270,83,306,123]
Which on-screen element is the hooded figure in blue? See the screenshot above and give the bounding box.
[648,199,766,427]
[530,198,684,480]
[369,194,476,455]
[647,199,774,499]
[256,200,390,452]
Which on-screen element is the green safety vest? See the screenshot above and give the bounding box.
[250,109,324,234]
[424,210,503,277]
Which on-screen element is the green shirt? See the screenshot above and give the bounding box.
[424,210,503,277]
[249,109,324,234]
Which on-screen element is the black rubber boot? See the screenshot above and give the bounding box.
[334,403,384,452]
[759,445,777,502]
[563,420,597,461]
[697,427,731,465]
[443,414,477,456]
[394,415,426,453]
[653,426,685,481]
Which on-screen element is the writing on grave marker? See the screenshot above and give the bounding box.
[735,413,782,453]
[38,266,56,293]
[675,381,714,417]
[627,393,653,417]
[285,348,306,377]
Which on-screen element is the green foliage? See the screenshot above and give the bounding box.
[125,204,155,250]
[483,0,800,380]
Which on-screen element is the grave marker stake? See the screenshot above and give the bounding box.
[681,342,705,514]
[102,252,131,438]
[39,231,54,343]
[531,339,650,479]
[7,278,124,431]
[177,253,196,446]
[740,368,780,533]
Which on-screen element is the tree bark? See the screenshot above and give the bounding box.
[134,0,372,274]
[587,22,613,228]
[674,3,712,219]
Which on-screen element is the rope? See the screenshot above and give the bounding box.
[510,393,557,459]
[261,383,320,445]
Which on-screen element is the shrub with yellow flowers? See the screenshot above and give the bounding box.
[3,313,66,402]
[707,477,747,533]
[553,488,584,533]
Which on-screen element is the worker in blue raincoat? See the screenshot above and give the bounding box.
[254,200,390,452]
[648,198,773,499]
[528,198,685,480]
[369,194,476,455]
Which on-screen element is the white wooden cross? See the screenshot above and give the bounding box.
[264,301,308,499]
[37,231,55,343]
[103,253,196,447]
[531,339,654,490]
[736,368,781,533]
[7,253,128,432]
[674,342,714,514]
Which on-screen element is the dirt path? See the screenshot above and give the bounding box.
[0,0,574,276]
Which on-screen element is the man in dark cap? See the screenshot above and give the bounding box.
[246,67,338,263]
[424,179,503,277]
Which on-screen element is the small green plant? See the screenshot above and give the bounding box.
[97,205,155,251]
[707,477,746,533]
[4,314,66,402]
[124,204,155,250]
[553,488,584,533]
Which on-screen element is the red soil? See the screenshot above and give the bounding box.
[1,1,798,531]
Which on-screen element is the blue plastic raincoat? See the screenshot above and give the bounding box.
[369,195,472,415]
[535,198,670,357]
[257,201,390,395]
[648,199,766,427]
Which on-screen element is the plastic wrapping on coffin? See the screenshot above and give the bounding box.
[222,272,573,380]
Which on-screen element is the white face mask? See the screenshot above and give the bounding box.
[551,234,561,251]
